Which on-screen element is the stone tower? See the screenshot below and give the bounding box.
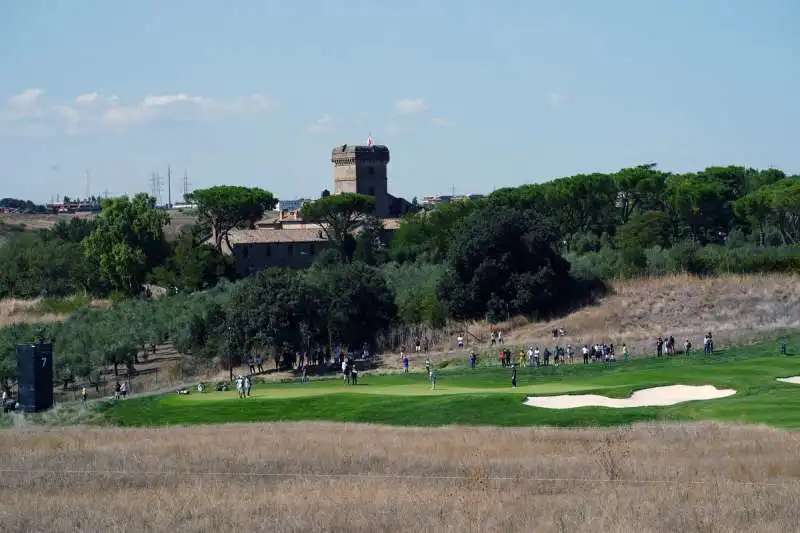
[331,143,390,218]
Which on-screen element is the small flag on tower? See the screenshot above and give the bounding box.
[367,134,374,147]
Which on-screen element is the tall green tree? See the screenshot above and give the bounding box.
[390,200,479,263]
[153,226,236,292]
[226,269,320,358]
[186,186,277,254]
[437,205,579,322]
[83,193,170,295]
[306,261,396,348]
[301,193,375,262]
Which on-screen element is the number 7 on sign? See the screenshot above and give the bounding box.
[41,356,47,368]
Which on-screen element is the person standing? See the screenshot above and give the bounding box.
[402,355,409,373]
[430,370,437,390]
[81,386,87,403]
[470,351,477,369]
[511,366,517,388]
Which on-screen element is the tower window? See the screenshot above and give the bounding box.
[265,245,271,257]
[242,246,250,258]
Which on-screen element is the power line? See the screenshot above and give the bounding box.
[182,169,191,202]
[150,172,163,204]
[167,164,172,208]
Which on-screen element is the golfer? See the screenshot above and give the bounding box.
[511,366,517,388]
[430,370,437,390]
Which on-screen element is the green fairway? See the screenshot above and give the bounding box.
[100,336,800,429]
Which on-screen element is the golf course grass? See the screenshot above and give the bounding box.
[101,336,800,428]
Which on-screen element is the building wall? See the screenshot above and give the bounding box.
[232,240,330,275]
[332,146,390,218]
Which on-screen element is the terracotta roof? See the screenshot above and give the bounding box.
[227,228,327,245]
[211,218,403,254]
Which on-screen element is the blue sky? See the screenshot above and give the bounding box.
[1,0,798,204]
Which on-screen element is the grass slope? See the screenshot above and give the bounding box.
[102,335,800,428]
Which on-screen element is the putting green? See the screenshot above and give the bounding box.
[178,380,604,402]
[102,338,800,429]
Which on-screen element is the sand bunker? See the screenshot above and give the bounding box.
[777,376,800,385]
[524,385,736,409]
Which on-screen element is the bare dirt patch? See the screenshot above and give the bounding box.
[1,422,799,532]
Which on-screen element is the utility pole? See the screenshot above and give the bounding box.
[182,169,191,202]
[84,169,90,201]
[167,164,172,208]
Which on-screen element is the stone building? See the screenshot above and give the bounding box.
[331,143,414,218]
[218,143,411,275]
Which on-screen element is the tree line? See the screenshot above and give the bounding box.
[389,164,800,279]
[0,194,237,300]
[1,163,798,389]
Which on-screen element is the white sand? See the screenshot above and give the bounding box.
[523,384,736,409]
[777,376,800,385]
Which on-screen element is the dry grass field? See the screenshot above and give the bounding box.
[0,298,111,328]
[0,299,64,327]
[1,421,799,532]
[0,210,197,239]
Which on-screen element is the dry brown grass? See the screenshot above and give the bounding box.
[0,210,196,239]
[0,299,63,327]
[0,297,111,327]
[0,212,95,231]
[1,422,799,532]
[419,274,800,363]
